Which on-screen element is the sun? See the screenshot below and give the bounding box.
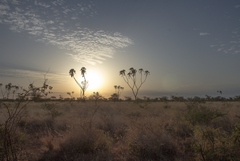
[86,70,103,91]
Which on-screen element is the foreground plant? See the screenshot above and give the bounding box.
[0,74,52,161]
[119,68,150,100]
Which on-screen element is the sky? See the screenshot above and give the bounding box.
[0,0,240,99]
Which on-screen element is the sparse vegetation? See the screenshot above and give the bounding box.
[1,99,240,161]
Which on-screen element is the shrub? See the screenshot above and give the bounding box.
[193,125,240,161]
[42,102,62,119]
[39,129,113,161]
[128,129,177,161]
[185,102,226,126]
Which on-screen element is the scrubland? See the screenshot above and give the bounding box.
[1,101,240,161]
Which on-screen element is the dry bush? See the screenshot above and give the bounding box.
[185,102,240,161]
[9,103,69,160]
[126,119,177,160]
[39,129,113,161]
[39,103,114,160]
[192,124,240,161]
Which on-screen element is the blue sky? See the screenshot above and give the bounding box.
[0,0,240,98]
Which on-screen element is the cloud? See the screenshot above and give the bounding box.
[211,29,240,55]
[210,45,217,48]
[235,5,240,8]
[0,67,68,85]
[199,32,210,36]
[0,0,133,65]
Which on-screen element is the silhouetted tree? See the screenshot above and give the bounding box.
[0,83,19,100]
[109,93,119,102]
[217,90,222,94]
[67,91,75,103]
[119,67,150,100]
[69,67,88,98]
[205,95,212,101]
[89,92,104,105]
[159,96,169,102]
[114,85,124,99]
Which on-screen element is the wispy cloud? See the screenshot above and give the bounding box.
[0,0,133,65]
[199,32,210,36]
[0,67,68,85]
[210,29,240,55]
[235,5,240,8]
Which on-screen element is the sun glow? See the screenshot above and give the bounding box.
[86,70,103,92]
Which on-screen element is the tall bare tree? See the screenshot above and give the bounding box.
[119,67,150,100]
[69,67,88,98]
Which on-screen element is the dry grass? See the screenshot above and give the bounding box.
[1,101,240,161]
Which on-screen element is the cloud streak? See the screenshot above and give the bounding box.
[0,0,133,65]
[199,32,210,36]
[210,29,240,55]
[0,67,68,85]
[235,5,240,8]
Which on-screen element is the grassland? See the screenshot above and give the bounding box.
[0,101,240,161]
